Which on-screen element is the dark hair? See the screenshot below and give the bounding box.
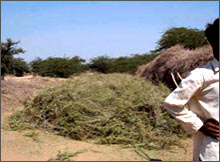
[205,18,219,44]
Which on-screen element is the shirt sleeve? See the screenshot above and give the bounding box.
[163,70,204,134]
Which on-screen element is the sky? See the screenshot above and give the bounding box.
[1,1,219,63]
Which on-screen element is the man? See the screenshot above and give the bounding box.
[163,18,219,161]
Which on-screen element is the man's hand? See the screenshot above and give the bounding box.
[199,119,219,141]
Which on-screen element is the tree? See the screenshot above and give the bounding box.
[70,56,88,74]
[11,57,29,77]
[30,56,87,78]
[38,57,73,78]
[88,56,112,73]
[29,57,43,77]
[88,54,157,74]
[108,54,157,74]
[1,39,25,80]
[71,56,86,64]
[155,27,208,53]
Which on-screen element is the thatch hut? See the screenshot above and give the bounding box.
[136,45,213,90]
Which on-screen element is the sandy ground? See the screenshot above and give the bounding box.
[1,75,193,161]
[1,110,145,161]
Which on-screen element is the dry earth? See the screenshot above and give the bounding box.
[1,75,193,161]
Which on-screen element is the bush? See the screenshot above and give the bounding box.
[9,73,185,149]
[88,56,112,73]
[29,57,88,78]
[29,57,43,76]
[108,54,157,74]
[88,54,157,74]
[39,57,75,77]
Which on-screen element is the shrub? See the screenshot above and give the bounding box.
[88,56,111,73]
[107,54,157,74]
[29,57,43,76]
[88,54,157,74]
[29,57,87,78]
[38,57,75,77]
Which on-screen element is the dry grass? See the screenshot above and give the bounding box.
[136,45,213,89]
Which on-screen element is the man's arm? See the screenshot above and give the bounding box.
[163,70,204,134]
[164,70,219,140]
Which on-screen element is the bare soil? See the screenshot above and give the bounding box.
[1,75,193,161]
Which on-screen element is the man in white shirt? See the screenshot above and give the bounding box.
[163,18,219,161]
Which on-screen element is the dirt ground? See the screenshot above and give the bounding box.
[1,75,193,161]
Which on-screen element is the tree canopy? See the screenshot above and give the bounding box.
[1,39,25,79]
[88,54,157,74]
[11,57,29,77]
[155,27,208,53]
[29,56,88,78]
[29,57,43,76]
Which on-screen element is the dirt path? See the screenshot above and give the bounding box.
[1,75,193,161]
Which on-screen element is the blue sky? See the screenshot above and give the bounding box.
[1,1,219,63]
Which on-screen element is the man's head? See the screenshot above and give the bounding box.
[205,18,219,60]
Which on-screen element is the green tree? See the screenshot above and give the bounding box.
[39,57,73,78]
[33,56,87,78]
[71,56,86,64]
[11,57,29,77]
[29,57,43,77]
[88,54,157,74]
[88,56,112,73]
[155,27,208,52]
[108,54,157,74]
[1,39,25,79]
[70,56,88,73]
[107,56,129,73]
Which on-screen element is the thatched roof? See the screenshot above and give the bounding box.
[136,45,214,90]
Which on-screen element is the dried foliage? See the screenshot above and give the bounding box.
[136,45,213,89]
[9,73,185,150]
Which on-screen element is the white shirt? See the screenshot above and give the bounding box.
[163,58,219,161]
